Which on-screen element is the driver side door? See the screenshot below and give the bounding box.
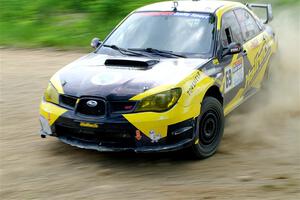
[219,10,249,114]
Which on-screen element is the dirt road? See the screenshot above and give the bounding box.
[1,11,299,200]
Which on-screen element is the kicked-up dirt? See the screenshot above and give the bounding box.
[0,8,299,200]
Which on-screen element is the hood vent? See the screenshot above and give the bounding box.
[104,59,159,69]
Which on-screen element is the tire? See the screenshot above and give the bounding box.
[191,97,224,159]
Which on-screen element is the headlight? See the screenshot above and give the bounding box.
[135,88,181,112]
[44,82,59,104]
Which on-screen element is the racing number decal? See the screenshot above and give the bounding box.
[224,58,244,93]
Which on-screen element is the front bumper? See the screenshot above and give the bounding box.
[40,122,195,153]
[40,102,196,153]
[57,136,194,153]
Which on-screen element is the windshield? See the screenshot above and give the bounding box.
[98,12,216,58]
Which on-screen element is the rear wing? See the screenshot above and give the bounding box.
[246,3,273,24]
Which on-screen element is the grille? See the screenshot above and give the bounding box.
[56,125,135,148]
[76,98,106,116]
[60,95,77,109]
[60,96,136,115]
[110,101,137,113]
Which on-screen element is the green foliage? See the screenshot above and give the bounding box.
[0,0,298,49]
[0,0,163,49]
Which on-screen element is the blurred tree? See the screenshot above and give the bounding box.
[0,0,298,49]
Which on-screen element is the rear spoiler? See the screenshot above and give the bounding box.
[246,3,273,24]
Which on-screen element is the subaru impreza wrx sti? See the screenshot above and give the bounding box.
[40,0,277,159]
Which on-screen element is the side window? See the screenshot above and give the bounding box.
[221,11,243,47]
[234,9,261,41]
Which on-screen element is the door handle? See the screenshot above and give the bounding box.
[242,50,247,56]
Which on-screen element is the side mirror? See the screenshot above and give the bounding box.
[222,42,242,57]
[91,38,101,49]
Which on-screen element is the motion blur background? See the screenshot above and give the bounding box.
[0,0,299,200]
[0,0,298,49]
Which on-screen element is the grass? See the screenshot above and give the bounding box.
[0,0,298,49]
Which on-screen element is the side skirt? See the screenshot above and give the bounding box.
[225,87,259,116]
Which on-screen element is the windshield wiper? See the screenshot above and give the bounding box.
[128,48,187,58]
[103,45,149,57]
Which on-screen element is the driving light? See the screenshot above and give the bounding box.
[135,88,181,112]
[44,82,59,104]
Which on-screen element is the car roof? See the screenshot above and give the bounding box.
[136,0,244,14]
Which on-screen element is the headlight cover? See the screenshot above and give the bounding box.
[44,82,59,104]
[135,88,182,112]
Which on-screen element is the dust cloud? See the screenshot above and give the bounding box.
[220,9,300,157]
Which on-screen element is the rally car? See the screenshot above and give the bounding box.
[39,0,277,159]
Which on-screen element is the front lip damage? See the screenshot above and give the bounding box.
[57,136,195,153]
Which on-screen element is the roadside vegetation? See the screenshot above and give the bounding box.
[0,0,298,49]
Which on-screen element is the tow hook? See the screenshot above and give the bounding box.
[41,134,46,139]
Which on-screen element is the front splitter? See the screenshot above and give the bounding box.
[57,136,194,153]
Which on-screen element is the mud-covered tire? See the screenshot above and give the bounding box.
[191,97,224,159]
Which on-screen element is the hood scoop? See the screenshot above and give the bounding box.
[104,58,159,69]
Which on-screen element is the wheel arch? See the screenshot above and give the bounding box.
[203,85,223,105]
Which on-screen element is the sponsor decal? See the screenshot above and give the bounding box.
[139,12,209,19]
[135,130,142,141]
[230,47,241,53]
[91,72,122,85]
[187,71,202,95]
[245,40,271,89]
[80,122,99,128]
[149,130,161,143]
[224,58,244,93]
[173,12,209,19]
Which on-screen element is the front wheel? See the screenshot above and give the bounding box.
[191,97,224,159]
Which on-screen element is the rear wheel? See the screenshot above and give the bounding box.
[191,97,224,159]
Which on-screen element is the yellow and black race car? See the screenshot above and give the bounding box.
[39,0,277,159]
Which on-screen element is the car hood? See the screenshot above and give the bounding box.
[55,53,209,100]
